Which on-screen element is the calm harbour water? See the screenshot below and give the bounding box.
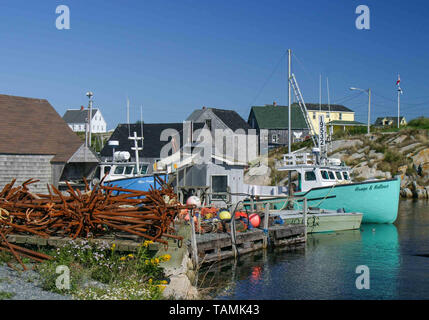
[198,200,429,299]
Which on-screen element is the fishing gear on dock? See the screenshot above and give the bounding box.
[0,176,191,264]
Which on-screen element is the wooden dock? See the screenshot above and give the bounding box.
[190,224,306,264]
[5,234,161,252]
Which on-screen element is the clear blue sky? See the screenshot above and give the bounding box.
[1,0,428,129]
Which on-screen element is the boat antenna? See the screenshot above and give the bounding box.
[326,77,331,151]
[140,104,144,150]
[127,97,130,137]
[319,74,322,113]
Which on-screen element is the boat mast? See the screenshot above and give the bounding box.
[288,49,292,154]
[288,49,292,195]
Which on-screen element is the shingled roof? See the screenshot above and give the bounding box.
[248,104,308,129]
[100,122,205,159]
[187,107,251,131]
[0,94,83,162]
[63,108,98,123]
[304,103,353,112]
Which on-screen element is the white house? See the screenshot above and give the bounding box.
[63,106,107,133]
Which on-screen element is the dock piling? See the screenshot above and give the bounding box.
[263,204,269,248]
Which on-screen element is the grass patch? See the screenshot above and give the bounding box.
[0,251,12,264]
[0,291,15,300]
[36,240,170,300]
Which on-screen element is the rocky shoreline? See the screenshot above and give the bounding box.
[245,129,429,199]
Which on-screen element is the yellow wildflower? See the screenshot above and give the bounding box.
[161,254,171,262]
[127,254,134,258]
[111,243,116,250]
[142,240,154,247]
[148,278,153,284]
[160,280,168,284]
[119,256,126,261]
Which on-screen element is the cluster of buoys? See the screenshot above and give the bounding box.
[179,197,262,232]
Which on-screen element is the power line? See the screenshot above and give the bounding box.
[247,51,287,108]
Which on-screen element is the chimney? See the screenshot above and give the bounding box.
[273,101,277,106]
[80,105,84,111]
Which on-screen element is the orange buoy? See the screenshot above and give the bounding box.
[249,213,261,228]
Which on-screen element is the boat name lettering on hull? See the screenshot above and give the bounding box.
[355,184,389,192]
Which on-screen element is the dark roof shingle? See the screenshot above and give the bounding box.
[0,94,83,162]
[100,123,205,159]
[63,109,98,123]
[304,103,353,112]
[187,107,251,131]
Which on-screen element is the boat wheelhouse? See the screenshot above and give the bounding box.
[279,151,352,193]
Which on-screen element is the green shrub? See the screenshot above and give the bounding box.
[36,239,169,299]
[407,117,429,129]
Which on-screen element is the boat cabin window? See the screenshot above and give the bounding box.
[125,166,134,175]
[342,172,350,180]
[104,166,111,175]
[328,171,335,180]
[304,171,317,181]
[335,171,342,180]
[321,170,329,180]
[140,165,148,174]
[114,166,125,175]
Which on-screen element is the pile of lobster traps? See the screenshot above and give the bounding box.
[0,176,191,270]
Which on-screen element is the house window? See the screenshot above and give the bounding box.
[339,113,342,120]
[205,119,212,131]
[272,134,279,143]
[211,175,228,200]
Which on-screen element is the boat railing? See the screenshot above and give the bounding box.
[282,153,315,167]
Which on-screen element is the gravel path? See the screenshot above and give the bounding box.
[0,264,72,300]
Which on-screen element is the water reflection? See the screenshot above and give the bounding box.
[198,221,403,299]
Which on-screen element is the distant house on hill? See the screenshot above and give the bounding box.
[374,116,407,127]
[303,103,360,135]
[0,94,99,194]
[63,106,107,133]
[248,103,310,149]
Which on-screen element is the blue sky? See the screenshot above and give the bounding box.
[0,0,428,129]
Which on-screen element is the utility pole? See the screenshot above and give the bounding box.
[86,91,94,147]
[397,87,402,128]
[367,88,371,134]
